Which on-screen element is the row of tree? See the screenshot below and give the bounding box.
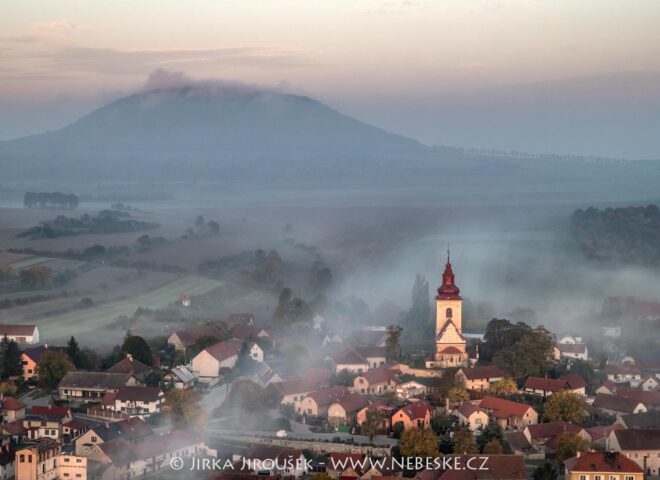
[24,192,79,209]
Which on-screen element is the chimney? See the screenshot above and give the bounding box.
[126,353,133,362]
[576,451,581,458]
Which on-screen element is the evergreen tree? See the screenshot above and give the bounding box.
[66,336,82,368]
[409,274,431,326]
[385,325,403,361]
[1,336,23,379]
[121,335,153,366]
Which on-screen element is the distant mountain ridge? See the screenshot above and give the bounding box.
[0,84,659,190]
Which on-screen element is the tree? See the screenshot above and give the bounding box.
[399,428,439,457]
[165,389,203,427]
[1,336,23,379]
[493,325,553,377]
[361,410,385,441]
[447,387,469,406]
[555,431,589,462]
[477,422,503,452]
[431,413,454,435]
[490,377,518,395]
[37,351,74,388]
[544,390,585,423]
[385,325,403,361]
[452,424,478,454]
[483,439,503,454]
[121,335,153,366]
[223,380,268,414]
[67,336,82,368]
[532,461,559,480]
[0,381,17,396]
[408,274,431,327]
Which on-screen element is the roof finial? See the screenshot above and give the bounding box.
[447,243,451,264]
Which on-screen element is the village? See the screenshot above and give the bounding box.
[0,255,656,480]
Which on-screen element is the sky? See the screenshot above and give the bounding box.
[2,0,660,157]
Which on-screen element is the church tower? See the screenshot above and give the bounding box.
[432,250,468,368]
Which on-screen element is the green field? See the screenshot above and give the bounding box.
[33,275,222,339]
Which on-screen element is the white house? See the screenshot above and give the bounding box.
[0,324,39,344]
[557,343,589,360]
[558,335,583,344]
[396,380,427,400]
[247,342,265,363]
[103,387,164,419]
[191,339,242,382]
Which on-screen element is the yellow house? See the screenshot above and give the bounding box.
[564,452,643,480]
[608,428,660,476]
[455,366,505,391]
[453,402,489,431]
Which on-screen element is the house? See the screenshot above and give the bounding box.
[16,439,88,480]
[102,386,163,419]
[353,346,387,370]
[595,381,618,395]
[74,417,153,456]
[191,339,243,382]
[163,365,195,390]
[391,400,433,431]
[57,371,141,402]
[606,364,642,385]
[1,396,25,422]
[616,410,660,429]
[586,423,624,449]
[476,396,538,429]
[564,451,643,480]
[266,371,331,408]
[503,431,534,456]
[592,393,647,417]
[607,428,660,476]
[640,376,659,391]
[614,388,660,410]
[87,430,209,479]
[558,335,583,344]
[0,324,39,344]
[23,406,72,443]
[356,402,394,430]
[240,445,308,478]
[246,342,265,363]
[523,373,586,397]
[353,368,400,396]
[396,380,427,400]
[333,348,370,374]
[21,344,63,380]
[298,386,349,417]
[523,421,588,450]
[106,354,152,380]
[167,324,228,352]
[452,402,488,431]
[557,343,589,360]
[62,419,90,444]
[455,366,505,391]
[253,362,283,386]
[0,421,25,444]
[327,393,368,425]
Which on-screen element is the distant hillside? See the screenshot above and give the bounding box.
[0,84,659,188]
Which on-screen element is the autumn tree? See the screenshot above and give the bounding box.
[493,325,553,377]
[483,439,503,454]
[447,387,469,406]
[544,390,585,423]
[361,410,385,441]
[477,422,503,452]
[399,428,439,457]
[37,351,74,388]
[490,377,518,395]
[165,389,203,427]
[385,325,403,361]
[555,432,589,462]
[453,424,478,454]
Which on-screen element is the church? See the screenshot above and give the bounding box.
[425,252,470,368]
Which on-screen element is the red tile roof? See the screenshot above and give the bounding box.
[394,400,432,421]
[1,396,25,411]
[115,386,162,403]
[439,455,527,479]
[335,393,368,414]
[477,396,533,419]
[565,452,642,474]
[107,356,151,375]
[612,428,660,450]
[456,402,485,418]
[359,368,400,385]
[29,405,70,418]
[525,421,581,440]
[0,324,37,336]
[593,393,645,413]
[524,373,585,392]
[204,339,243,362]
[305,386,349,407]
[615,388,660,406]
[335,348,369,366]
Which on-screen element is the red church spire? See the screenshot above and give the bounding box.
[437,247,461,300]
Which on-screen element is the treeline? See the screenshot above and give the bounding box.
[24,192,79,209]
[570,205,660,267]
[17,210,159,239]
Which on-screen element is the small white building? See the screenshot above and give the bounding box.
[247,342,265,363]
[0,324,39,344]
[191,339,242,383]
[104,386,164,419]
[163,365,195,390]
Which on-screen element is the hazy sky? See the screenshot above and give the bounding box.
[2,1,660,157]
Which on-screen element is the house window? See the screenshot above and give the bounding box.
[624,477,634,480]
[579,476,587,480]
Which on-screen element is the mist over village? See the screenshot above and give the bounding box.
[0,2,660,480]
